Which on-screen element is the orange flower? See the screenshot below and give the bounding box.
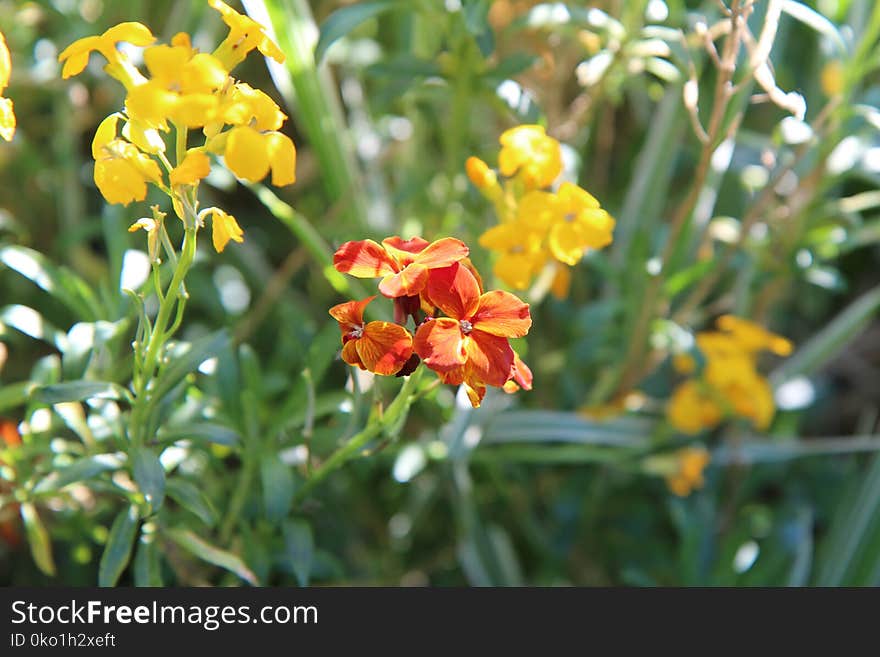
[414,262,531,396]
[329,296,414,376]
[333,236,468,298]
[503,351,533,394]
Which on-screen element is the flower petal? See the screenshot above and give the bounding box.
[328,296,374,331]
[267,132,296,186]
[378,263,429,298]
[381,236,430,264]
[464,330,514,388]
[425,262,480,320]
[341,339,365,369]
[224,125,269,181]
[412,237,469,268]
[357,322,414,375]
[414,317,466,372]
[333,239,397,278]
[472,290,531,338]
[170,150,210,186]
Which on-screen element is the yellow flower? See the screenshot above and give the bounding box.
[466,156,497,190]
[209,0,285,70]
[719,375,776,431]
[715,315,793,357]
[498,124,562,189]
[665,447,710,497]
[170,150,211,186]
[0,30,15,141]
[204,207,244,253]
[820,60,844,97]
[667,380,723,434]
[126,39,228,130]
[547,183,615,266]
[91,114,163,205]
[550,261,571,299]
[222,125,296,185]
[478,221,547,289]
[57,22,154,82]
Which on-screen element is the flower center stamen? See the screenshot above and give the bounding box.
[564,212,576,222]
[460,319,473,335]
[349,324,364,339]
[510,245,525,254]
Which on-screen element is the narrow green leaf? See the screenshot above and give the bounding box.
[133,529,164,587]
[34,453,124,493]
[131,447,166,511]
[0,245,101,321]
[483,411,652,446]
[815,453,880,585]
[152,330,229,402]
[782,0,848,55]
[20,502,56,577]
[0,381,33,414]
[33,381,130,405]
[283,519,314,586]
[166,479,218,526]
[771,284,880,385]
[314,0,399,63]
[165,527,258,586]
[98,505,140,587]
[261,454,295,522]
[157,423,241,446]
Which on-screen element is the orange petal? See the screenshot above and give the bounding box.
[341,339,365,369]
[328,296,375,331]
[413,237,469,268]
[378,263,429,298]
[464,330,515,388]
[425,263,480,321]
[333,239,397,278]
[357,322,414,375]
[414,317,466,372]
[464,382,487,408]
[509,351,533,391]
[471,290,532,338]
[381,236,430,265]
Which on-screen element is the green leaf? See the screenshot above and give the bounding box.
[34,453,124,493]
[166,479,218,526]
[283,519,314,586]
[261,453,295,522]
[98,505,140,587]
[152,330,229,402]
[131,447,166,511]
[771,284,880,385]
[315,0,400,63]
[485,52,538,81]
[483,411,652,446]
[0,381,33,414]
[157,423,241,446]
[0,245,101,321]
[133,530,164,587]
[815,453,880,585]
[366,56,442,79]
[165,527,258,586]
[0,304,67,349]
[20,503,55,577]
[33,381,131,405]
[782,0,848,55]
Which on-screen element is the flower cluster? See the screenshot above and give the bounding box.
[667,316,793,434]
[330,236,533,407]
[467,125,615,296]
[57,0,295,252]
[0,30,15,141]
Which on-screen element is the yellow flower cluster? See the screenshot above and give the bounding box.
[667,316,793,435]
[0,30,15,141]
[666,447,710,497]
[57,1,296,252]
[467,125,615,296]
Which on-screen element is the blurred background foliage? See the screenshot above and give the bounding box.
[0,0,879,586]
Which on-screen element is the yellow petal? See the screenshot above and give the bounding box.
[126,81,177,130]
[170,150,210,186]
[102,22,156,48]
[170,93,219,128]
[91,113,122,159]
[0,30,10,92]
[207,208,244,253]
[224,126,269,182]
[266,132,296,186]
[0,97,14,142]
